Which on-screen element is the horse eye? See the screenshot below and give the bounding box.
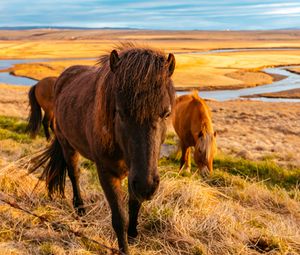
[161,110,171,120]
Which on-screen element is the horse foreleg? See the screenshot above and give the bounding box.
[186,147,191,173]
[179,144,187,171]
[128,196,141,241]
[98,168,129,254]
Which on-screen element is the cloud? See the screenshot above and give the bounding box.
[0,0,300,29]
[263,7,300,15]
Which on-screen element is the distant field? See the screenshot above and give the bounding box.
[1,29,300,91]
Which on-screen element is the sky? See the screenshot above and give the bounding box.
[1,0,300,30]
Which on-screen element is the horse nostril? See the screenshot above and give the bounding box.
[153,175,160,186]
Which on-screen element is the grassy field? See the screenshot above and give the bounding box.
[1,29,300,254]
[0,115,300,255]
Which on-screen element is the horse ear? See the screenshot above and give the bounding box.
[110,50,120,73]
[167,53,175,76]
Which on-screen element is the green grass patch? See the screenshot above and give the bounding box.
[0,115,31,143]
[214,154,300,190]
[0,115,46,143]
[164,132,177,145]
[0,115,27,133]
[0,128,31,143]
[160,153,300,190]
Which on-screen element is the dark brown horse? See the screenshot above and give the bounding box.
[30,44,175,254]
[27,76,56,140]
[172,92,217,176]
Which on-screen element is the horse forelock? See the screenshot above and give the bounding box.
[96,44,175,151]
[196,127,216,163]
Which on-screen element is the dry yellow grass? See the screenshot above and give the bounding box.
[0,84,300,254]
[0,84,28,117]
[0,155,300,254]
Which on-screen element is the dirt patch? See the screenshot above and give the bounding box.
[206,100,300,167]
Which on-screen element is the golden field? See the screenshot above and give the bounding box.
[0,30,300,254]
[1,29,300,91]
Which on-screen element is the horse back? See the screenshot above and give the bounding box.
[54,65,93,97]
[35,76,57,113]
[54,65,99,160]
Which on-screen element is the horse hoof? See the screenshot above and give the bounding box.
[128,228,138,240]
[128,235,137,245]
[75,206,86,216]
[200,168,210,178]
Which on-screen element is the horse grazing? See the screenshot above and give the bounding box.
[30,45,175,254]
[172,92,216,176]
[27,76,56,140]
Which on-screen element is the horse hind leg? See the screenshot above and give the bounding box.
[42,114,51,141]
[58,137,85,216]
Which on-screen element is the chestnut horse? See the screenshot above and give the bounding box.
[27,76,56,140]
[30,45,175,254]
[172,92,216,176]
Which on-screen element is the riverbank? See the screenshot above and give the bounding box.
[245,88,300,99]
[1,29,300,94]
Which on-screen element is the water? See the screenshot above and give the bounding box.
[0,59,41,86]
[178,66,300,102]
[1,49,300,102]
[0,57,94,86]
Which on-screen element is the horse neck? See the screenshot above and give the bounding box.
[93,71,116,153]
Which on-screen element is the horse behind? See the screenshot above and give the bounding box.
[172,92,217,176]
[30,45,176,254]
[27,76,56,140]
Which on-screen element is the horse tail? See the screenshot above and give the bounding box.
[27,85,42,137]
[29,137,67,196]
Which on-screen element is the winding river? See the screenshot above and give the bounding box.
[1,49,300,102]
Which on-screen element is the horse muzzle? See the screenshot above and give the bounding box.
[130,174,160,201]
